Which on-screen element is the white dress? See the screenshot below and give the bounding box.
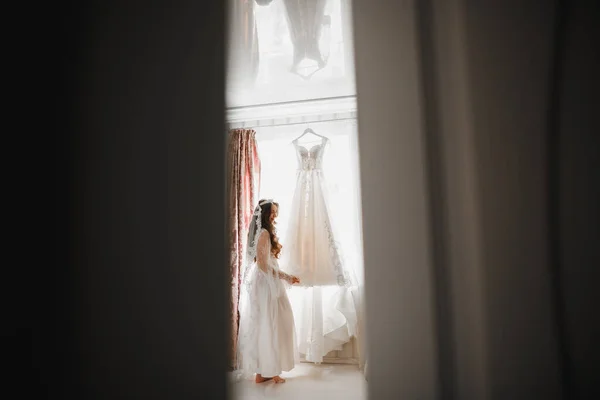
[281,136,348,286]
[280,136,357,363]
[236,229,298,378]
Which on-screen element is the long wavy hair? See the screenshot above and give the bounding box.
[259,199,282,259]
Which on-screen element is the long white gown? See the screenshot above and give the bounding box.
[280,136,358,363]
[236,229,298,378]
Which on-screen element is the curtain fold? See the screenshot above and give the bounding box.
[227,0,260,89]
[227,128,261,369]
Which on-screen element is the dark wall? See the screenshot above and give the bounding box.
[555,1,600,398]
[463,2,562,398]
[410,0,599,399]
[48,1,228,398]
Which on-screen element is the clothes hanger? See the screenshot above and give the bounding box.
[293,125,327,144]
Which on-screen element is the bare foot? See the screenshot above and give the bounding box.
[255,374,273,383]
[273,376,286,384]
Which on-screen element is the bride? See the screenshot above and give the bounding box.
[236,199,300,384]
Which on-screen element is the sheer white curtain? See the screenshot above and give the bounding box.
[254,119,365,365]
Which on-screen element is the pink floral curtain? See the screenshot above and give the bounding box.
[227,128,261,369]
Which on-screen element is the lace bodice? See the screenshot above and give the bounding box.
[294,137,327,171]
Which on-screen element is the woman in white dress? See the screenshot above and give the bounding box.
[236,199,300,384]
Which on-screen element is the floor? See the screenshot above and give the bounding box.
[229,363,367,400]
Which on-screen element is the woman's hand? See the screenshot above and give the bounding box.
[288,275,300,285]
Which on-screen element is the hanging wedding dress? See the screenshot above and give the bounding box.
[280,134,358,363]
[282,0,331,79]
[236,201,299,378]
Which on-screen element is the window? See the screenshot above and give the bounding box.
[255,118,364,285]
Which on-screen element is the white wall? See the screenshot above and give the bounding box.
[353,1,440,398]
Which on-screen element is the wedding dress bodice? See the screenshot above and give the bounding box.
[294,137,327,171]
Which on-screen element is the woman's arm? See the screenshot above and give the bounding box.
[256,231,299,284]
[275,268,300,284]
